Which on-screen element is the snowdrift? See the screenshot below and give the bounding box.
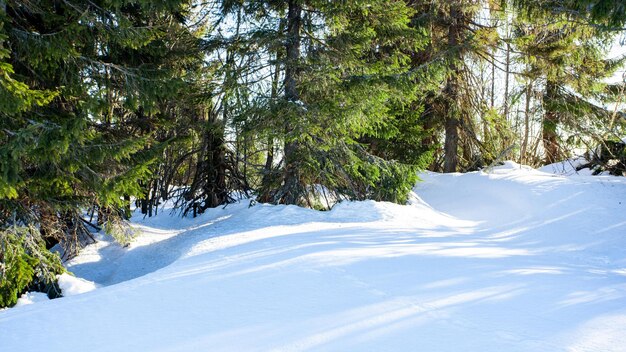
[1,161,625,351]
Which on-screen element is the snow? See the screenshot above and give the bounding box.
[56,273,98,296]
[1,162,626,351]
[539,157,592,176]
[13,292,49,307]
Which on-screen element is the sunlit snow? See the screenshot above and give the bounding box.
[1,161,625,351]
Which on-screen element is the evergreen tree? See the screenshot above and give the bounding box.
[1,0,623,309]
[512,3,625,163]
[0,0,198,307]
[405,0,505,172]
[512,0,626,29]
[214,0,432,206]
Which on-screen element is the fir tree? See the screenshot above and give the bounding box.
[0,0,198,307]
[404,0,505,172]
[512,4,625,163]
[213,0,431,207]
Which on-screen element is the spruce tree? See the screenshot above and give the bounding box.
[512,4,625,163]
[213,0,431,207]
[403,0,505,172]
[0,0,198,307]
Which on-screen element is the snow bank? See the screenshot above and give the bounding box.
[1,162,625,351]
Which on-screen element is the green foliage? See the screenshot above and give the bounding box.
[104,219,138,248]
[481,109,515,165]
[510,0,626,29]
[0,0,201,225]
[1,0,623,308]
[215,0,438,205]
[512,4,623,163]
[350,151,423,204]
[0,226,64,308]
[0,0,205,304]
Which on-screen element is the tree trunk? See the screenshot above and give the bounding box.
[258,44,282,203]
[205,129,228,208]
[284,1,300,103]
[443,113,460,172]
[279,0,303,204]
[503,41,511,122]
[520,82,532,164]
[542,82,560,164]
[200,124,228,209]
[490,53,495,109]
[443,5,463,173]
[122,194,131,220]
[183,115,229,216]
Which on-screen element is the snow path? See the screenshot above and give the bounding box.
[1,162,626,351]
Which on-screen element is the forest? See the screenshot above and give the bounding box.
[0,0,625,308]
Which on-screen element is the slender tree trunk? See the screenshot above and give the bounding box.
[182,112,228,215]
[443,5,463,173]
[490,53,495,109]
[520,82,532,164]
[483,63,490,142]
[123,194,131,220]
[284,2,300,103]
[503,42,511,122]
[139,179,148,215]
[279,0,303,204]
[150,180,158,216]
[182,10,240,213]
[258,42,283,203]
[542,82,560,164]
[206,129,228,208]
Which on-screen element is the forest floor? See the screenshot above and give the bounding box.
[2,161,626,351]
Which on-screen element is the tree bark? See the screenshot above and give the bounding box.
[258,42,283,203]
[443,5,463,173]
[520,82,532,164]
[279,0,303,204]
[503,43,511,121]
[542,82,560,164]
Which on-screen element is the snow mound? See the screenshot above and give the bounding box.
[57,273,98,296]
[490,160,536,172]
[1,163,625,351]
[14,292,49,307]
[539,157,593,176]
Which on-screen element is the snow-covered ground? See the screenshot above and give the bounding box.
[2,161,626,351]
